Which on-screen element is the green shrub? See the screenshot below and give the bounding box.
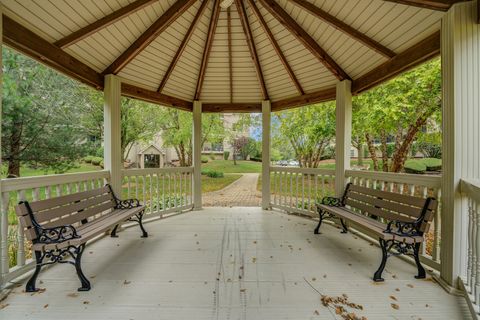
[100,160,104,169]
[91,157,103,166]
[250,157,262,162]
[201,156,209,163]
[84,156,94,163]
[386,142,395,158]
[209,153,216,160]
[421,158,442,171]
[417,141,442,159]
[404,160,427,174]
[205,170,224,178]
[223,151,230,160]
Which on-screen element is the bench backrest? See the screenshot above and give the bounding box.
[343,184,437,234]
[15,186,117,241]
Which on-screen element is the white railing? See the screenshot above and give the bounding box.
[269,167,335,217]
[121,167,193,219]
[346,170,442,270]
[0,170,110,287]
[459,179,480,315]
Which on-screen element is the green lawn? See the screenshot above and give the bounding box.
[317,159,385,170]
[1,163,102,178]
[202,160,261,173]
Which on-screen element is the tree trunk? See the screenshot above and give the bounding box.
[7,118,23,177]
[379,129,389,172]
[357,144,364,166]
[365,133,378,171]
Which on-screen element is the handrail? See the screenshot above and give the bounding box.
[122,167,193,176]
[270,166,335,175]
[346,169,441,188]
[461,179,480,203]
[1,170,110,192]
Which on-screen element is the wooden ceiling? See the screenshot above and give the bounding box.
[1,0,463,112]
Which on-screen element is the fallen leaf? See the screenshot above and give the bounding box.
[67,293,79,298]
[391,303,399,310]
[312,277,316,281]
[407,284,414,288]
[395,288,400,292]
[389,296,397,301]
[240,288,246,292]
[0,304,9,310]
[43,304,49,308]
[252,257,257,263]
[83,301,90,305]
[123,280,131,285]
[313,310,319,315]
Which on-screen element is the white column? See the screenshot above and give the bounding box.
[0,11,7,287]
[335,80,352,197]
[192,101,202,210]
[262,100,271,210]
[441,1,480,288]
[104,75,122,197]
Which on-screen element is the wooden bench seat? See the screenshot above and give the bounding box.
[15,185,148,292]
[314,183,437,282]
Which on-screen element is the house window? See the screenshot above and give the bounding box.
[144,154,160,168]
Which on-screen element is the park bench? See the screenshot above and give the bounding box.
[15,185,147,292]
[314,183,437,282]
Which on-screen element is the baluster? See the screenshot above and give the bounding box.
[314,174,318,208]
[433,188,442,262]
[142,175,146,208]
[365,178,371,189]
[1,192,10,282]
[127,176,131,199]
[372,179,377,190]
[179,172,183,207]
[409,184,415,196]
[162,173,166,213]
[66,183,71,194]
[90,179,95,190]
[468,197,475,289]
[156,174,160,214]
[290,172,293,209]
[173,172,177,208]
[308,172,312,212]
[168,173,172,209]
[475,200,480,304]
[46,185,52,199]
[83,181,88,192]
[149,174,153,214]
[273,171,277,205]
[75,182,81,193]
[296,173,299,209]
[33,188,40,202]
[135,176,139,201]
[321,175,325,198]
[398,183,404,195]
[16,191,26,267]
[302,173,305,211]
[388,182,394,192]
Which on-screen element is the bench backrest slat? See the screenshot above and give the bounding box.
[15,186,117,241]
[344,184,437,234]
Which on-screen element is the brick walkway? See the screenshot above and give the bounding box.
[202,173,262,207]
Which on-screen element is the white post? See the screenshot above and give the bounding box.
[192,101,202,210]
[441,1,480,288]
[335,80,352,197]
[0,11,7,287]
[104,75,122,197]
[262,100,271,210]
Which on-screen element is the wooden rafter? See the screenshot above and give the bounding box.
[258,0,350,81]
[289,0,396,58]
[54,0,157,48]
[194,0,221,101]
[383,0,464,11]
[157,0,209,93]
[203,103,262,113]
[228,7,233,103]
[3,15,103,89]
[122,83,193,111]
[235,0,269,100]
[246,0,304,95]
[103,0,197,75]
[271,87,336,111]
[352,31,440,94]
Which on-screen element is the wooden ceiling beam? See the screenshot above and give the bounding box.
[3,15,103,89]
[271,87,336,111]
[352,31,440,94]
[258,0,350,81]
[228,7,234,103]
[383,0,465,11]
[103,0,197,75]
[235,0,269,100]
[122,83,193,111]
[54,0,157,48]
[290,0,396,58]
[246,0,304,95]
[195,0,221,101]
[157,0,209,93]
[203,103,262,113]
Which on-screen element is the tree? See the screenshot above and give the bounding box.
[274,102,336,168]
[352,59,441,172]
[2,48,87,177]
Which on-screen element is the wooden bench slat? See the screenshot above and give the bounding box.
[34,193,114,224]
[348,184,427,207]
[27,186,111,212]
[41,201,115,229]
[346,191,423,218]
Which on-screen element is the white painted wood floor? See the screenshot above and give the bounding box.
[1,207,470,320]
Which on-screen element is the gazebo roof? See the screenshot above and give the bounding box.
[2,0,457,112]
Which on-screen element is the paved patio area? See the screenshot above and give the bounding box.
[203,173,262,207]
[0,207,470,320]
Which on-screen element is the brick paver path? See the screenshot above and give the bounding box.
[203,173,262,207]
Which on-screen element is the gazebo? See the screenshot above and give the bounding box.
[0,0,479,318]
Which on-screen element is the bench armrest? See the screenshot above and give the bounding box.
[36,225,80,244]
[384,220,422,237]
[319,196,343,207]
[114,198,141,209]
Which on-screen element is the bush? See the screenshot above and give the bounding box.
[100,160,104,169]
[321,146,335,160]
[205,170,224,178]
[421,158,442,171]
[223,151,230,160]
[417,141,442,159]
[404,160,427,174]
[386,142,395,158]
[209,153,216,160]
[201,156,209,163]
[250,157,262,162]
[84,156,94,163]
[91,157,103,166]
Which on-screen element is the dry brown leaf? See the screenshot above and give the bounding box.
[43,304,49,308]
[313,310,319,315]
[83,301,90,305]
[391,303,399,310]
[389,296,397,301]
[240,288,246,292]
[123,280,131,285]
[67,293,79,298]
[407,284,414,288]
[0,304,9,310]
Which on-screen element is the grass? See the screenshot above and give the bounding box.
[1,163,102,178]
[317,159,386,170]
[202,160,261,173]
[202,174,242,193]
